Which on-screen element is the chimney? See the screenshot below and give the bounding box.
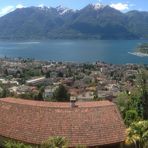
[70,97,77,108]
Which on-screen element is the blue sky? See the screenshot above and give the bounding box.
[0,0,148,16]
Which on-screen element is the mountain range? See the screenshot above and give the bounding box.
[0,3,148,40]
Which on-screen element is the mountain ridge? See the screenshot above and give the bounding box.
[0,4,148,40]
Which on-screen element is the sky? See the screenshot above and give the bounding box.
[0,0,148,17]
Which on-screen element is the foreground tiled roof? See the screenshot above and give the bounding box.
[0,98,125,147]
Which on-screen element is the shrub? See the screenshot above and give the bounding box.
[4,140,32,148]
[41,136,68,148]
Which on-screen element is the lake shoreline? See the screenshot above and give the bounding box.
[128,52,148,57]
[0,40,148,64]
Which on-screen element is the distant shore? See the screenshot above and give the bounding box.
[128,52,148,57]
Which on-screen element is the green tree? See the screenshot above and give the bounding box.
[52,84,70,102]
[41,136,68,148]
[36,86,45,101]
[1,87,10,98]
[45,71,51,78]
[58,72,64,77]
[93,90,99,101]
[116,92,130,118]
[125,109,139,126]
[116,89,143,126]
[137,69,148,119]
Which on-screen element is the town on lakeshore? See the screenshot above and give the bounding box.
[0,57,148,148]
[0,57,131,148]
[0,57,146,102]
[0,43,148,148]
[0,1,148,147]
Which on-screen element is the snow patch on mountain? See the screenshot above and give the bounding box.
[56,5,73,15]
[92,3,105,10]
[38,5,51,11]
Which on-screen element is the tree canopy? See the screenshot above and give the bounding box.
[51,84,70,102]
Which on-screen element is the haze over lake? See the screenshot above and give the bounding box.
[0,40,148,64]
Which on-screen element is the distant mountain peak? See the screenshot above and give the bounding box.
[91,3,106,10]
[56,5,73,15]
[37,5,50,11]
[56,5,67,10]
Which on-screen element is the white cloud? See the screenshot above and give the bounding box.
[38,4,45,8]
[16,4,25,9]
[0,6,14,17]
[110,3,129,11]
[0,4,25,17]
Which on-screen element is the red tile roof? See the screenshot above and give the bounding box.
[0,98,125,147]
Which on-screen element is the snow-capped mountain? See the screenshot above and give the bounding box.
[56,5,74,15]
[37,6,51,12]
[0,3,147,39]
[91,3,106,10]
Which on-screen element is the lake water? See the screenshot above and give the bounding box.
[0,40,148,64]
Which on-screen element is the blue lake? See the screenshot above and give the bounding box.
[0,40,148,64]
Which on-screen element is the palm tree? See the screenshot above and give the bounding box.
[125,127,138,148]
[125,120,148,148]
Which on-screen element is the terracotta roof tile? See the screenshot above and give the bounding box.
[0,98,126,147]
[0,97,113,108]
